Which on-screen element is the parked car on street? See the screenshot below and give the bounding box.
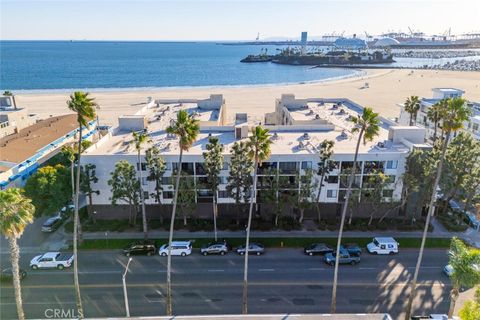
[304,243,333,256]
[200,242,229,256]
[463,211,480,230]
[0,268,27,282]
[236,243,265,255]
[324,249,361,265]
[341,243,362,256]
[159,241,192,257]
[30,252,74,270]
[123,240,157,256]
[41,214,63,232]
[367,237,399,255]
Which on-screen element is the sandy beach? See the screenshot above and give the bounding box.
[14,69,480,126]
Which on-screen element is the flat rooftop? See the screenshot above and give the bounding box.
[88,126,405,157]
[288,102,359,132]
[0,114,78,163]
[138,102,220,133]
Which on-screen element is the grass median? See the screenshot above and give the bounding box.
[78,237,451,250]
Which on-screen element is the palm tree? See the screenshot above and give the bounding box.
[404,95,421,126]
[447,237,480,318]
[331,107,380,313]
[243,126,271,314]
[315,140,335,222]
[67,91,97,319]
[131,130,151,240]
[427,99,447,142]
[203,136,224,241]
[404,97,470,320]
[165,110,199,316]
[0,188,35,320]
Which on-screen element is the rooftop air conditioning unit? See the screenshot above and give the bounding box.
[377,141,386,149]
[302,132,310,140]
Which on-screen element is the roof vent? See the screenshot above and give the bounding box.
[315,114,320,120]
[307,109,314,115]
[332,104,339,110]
[298,141,305,149]
[271,132,279,141]
[338,108,346,115]
[302,132,310,140]
[377,141,386,149]
[340,130,348,139]
[317,102,324,106]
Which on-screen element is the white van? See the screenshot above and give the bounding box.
[367,237,399,255]
[159,241,192,257]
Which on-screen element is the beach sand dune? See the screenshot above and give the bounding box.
[14,69,480,126]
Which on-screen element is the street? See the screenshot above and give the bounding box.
[0,248,451,319]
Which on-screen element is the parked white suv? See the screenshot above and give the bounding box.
[159,241,192,257]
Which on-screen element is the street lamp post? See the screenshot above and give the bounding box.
[122,257,132,317]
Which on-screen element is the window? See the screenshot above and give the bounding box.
[143,191,149,199]
[258,162,277,174]
[173,162,194,175]
[162,177,172,184]
[363,161,384,174]
[383,189,394,198]
[386,175,396,184]
[163,191,173,199]
[326,175,338,184]
[473,123,479,132]
[301,161,312,170]
[339,175,361,188]
[341,161,362,173]
[166,162,172,170]
[279,162,298,174]
[218,190,229,198]
[386,160,398,169]
[195,162,206,175]
[136,162,147,171]
[219,176,227,184]
[327,190,337,198]
[222,162,229,170]
[141,177,148,186]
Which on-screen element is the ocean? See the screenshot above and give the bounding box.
[0,41,359,91]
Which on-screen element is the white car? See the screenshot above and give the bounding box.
[159,241,192,257]
[30,252,74,270]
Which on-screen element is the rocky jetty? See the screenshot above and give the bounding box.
[422,59,480,71]
[393,50,480,59]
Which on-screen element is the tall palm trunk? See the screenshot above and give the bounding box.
[166,149,183,316]
[8,236,25,320]
[404,132,450,320]
[315,169,327,222]
[213,193,218,241]
[73,126,84,319]
[448,287,460,318]
[137,151,148,239]
[331,129,363,313]
[432,120,438,141]
[242,156,258,314]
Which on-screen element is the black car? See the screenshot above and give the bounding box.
[41,214,63,233]
[0,268,27,282]
[304,243,334,256]
[123,241,157,256]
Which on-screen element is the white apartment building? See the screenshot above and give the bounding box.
[398,88,480,141]
[0,95,38,137]
[81,94,428,220]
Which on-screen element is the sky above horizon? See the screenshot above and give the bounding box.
[1,0,479,41]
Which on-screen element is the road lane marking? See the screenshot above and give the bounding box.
[258,268,275,272]
[308,268,326,271]
[0,281,449,292]
[207,269,225,272]
[359,267,376,270]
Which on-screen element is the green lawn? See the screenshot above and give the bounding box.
[78,237,451,250]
